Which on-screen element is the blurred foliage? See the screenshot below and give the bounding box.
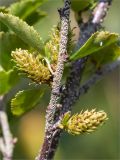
[71,0,96,12]
[0,0,120,160]
[0,67,19,95]
[0,31,27,70]
[11,88,45,116]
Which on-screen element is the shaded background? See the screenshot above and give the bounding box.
[0,0,120,159]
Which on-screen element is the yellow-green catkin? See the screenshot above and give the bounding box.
[11,49,52,84]
[59,109,108,135]
[45,26,60,68]
[45,26,74,71]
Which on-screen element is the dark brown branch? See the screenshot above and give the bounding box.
[61,0,113,115]
[60,22,100,115]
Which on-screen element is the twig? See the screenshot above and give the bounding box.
[78,59,120,97]
[0,96,16,160]
[92,0,111,24]
[46,0,71,130]
[36,1,71,160]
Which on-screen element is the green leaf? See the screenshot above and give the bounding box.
[8,0,46,20]
[0,12,44,55]
[61,112,71,126]
[0,31,27,70]
[0,68,19,95]
[89,44,120,68]
[0,21,8,32]
[71,0,94,12]
[58,111,71,130]
[11,88,44,116]
[70,31,119,61]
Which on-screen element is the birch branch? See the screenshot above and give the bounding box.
[46,0,71,130]
[0,96,16,160]
[35,1,71,160]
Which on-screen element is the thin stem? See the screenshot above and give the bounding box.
[36,1,71,160]
[78,59,120,97]
[0,96,15,160]
[92,1,110,24]
[45,0,71,131]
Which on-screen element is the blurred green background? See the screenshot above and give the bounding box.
[0,0,120,159]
